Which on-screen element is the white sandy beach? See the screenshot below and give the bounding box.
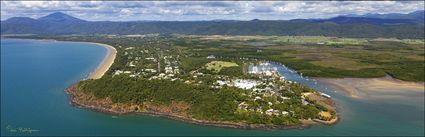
[85,42,117,79]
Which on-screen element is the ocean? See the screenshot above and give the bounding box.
[1,38,423,136]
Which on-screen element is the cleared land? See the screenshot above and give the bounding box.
[205,61,239,73]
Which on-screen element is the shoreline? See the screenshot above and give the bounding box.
[66,85,338,130]
[61,40,338,130]
[79,42,117,79]
[314,75,425,99]
[1,38,117,79]
[2,37,117,79]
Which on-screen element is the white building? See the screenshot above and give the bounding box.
[281,111,289,116]
[123,71,132,74]
[265,109,274,115]
[238,102,248,110]
[207,55,216,59]
[321,93,331,98]
[113,70,124,76]
[125,47,134,50]
[128,61,136,67]
[165,66,173,73]
[233,79,258,90]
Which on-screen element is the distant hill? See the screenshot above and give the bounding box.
[345,10,424,22]
[38,12,87,23]
[311,16,421,25]
[1,11,424,39]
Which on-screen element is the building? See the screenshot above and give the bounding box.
[265,109,274,115]
[233,79,258,89]
[207,55,216,59]
[113,70,124,76]
[128,61,136,67]
[173,66,180,74]
[321,93,331,98]
[165,66,173,73]
[281,111,289,116]
[238,102,248,110]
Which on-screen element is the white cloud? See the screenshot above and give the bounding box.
[1,1,424,21]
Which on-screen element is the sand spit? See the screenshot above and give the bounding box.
[315,76,424,99]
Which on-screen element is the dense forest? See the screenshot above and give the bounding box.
[77,76,323,125]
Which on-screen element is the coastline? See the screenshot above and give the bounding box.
[82,42,117,79]
[61,40,338,130]
[66,85,338,130]
[1,38,117,79]
[314,76,425,99]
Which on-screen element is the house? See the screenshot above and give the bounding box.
[301,98,309,105]
[149,76,158,80]
[321,93,331,98]
[265,71,272,76]
[113,70,124,76]
[238,102,248,110]
[125,47,134,50]
[256,108,264,114]
[268,102,273,106]
[216,80,227,86]
[265,109,274,115]
[165,66,173,73]
[207,55,216,59]
[233,79,258,89]
[158,73,166,78]
[273,110,280,115]
[145,69,157,73]
[123,71,132,74]
[174,68,180,74]
[128,61,136,67]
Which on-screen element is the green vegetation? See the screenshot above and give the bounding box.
[77,75,323,124]
[174,35,424,81]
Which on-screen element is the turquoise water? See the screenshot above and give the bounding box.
[1,38,424,136]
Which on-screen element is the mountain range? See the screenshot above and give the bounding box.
[1,11,424,38]
[344,10,424,21]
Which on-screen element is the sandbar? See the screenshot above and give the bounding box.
[315,76,424,100]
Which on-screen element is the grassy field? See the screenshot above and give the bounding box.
[205,61,239,73]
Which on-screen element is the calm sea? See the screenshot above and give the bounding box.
[1,38,424,136]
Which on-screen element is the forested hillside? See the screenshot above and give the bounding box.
[2,11,424,39]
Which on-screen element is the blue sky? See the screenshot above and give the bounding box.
[1,1,424,21]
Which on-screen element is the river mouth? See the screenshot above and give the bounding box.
[314,76,424,106]
[272,61,424,133]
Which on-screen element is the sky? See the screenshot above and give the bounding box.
[1,1,424,21]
